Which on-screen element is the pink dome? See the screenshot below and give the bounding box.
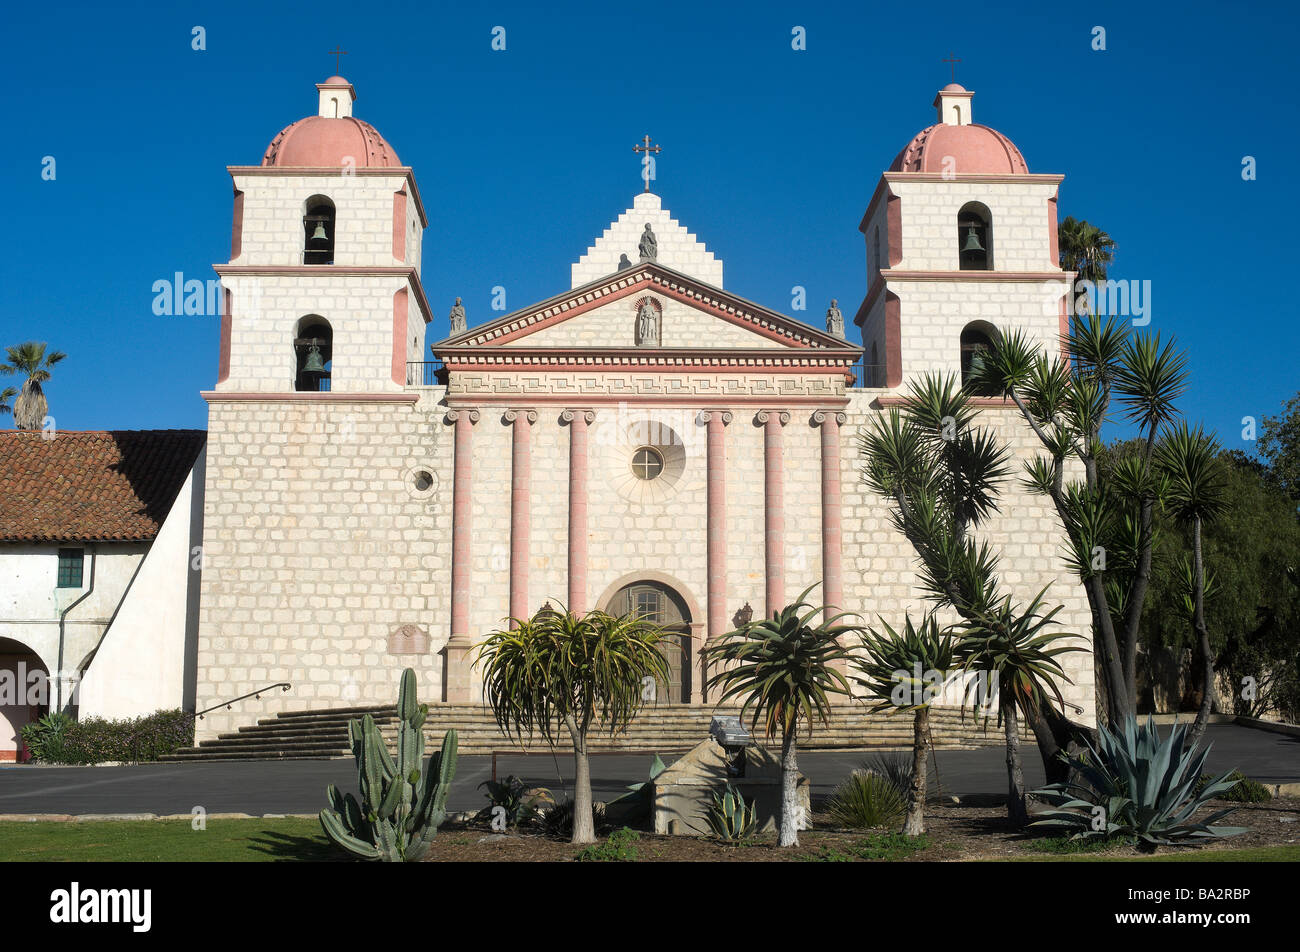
[889,122,1028,175]
[261,115,402,168]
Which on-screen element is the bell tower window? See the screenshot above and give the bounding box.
[303,196,336,265]
[295,316,333,391]
[960,321,998,394]
[958,202,992,271]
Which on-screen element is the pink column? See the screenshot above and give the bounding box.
[504,409,537,626]
[757,409,789,617]
[699,409,732,703]
[815,409,848,609]
[446,407,479,702]
[562,409,595,613]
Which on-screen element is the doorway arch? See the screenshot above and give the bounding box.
[0,638,50,762]
[599,574,699,704]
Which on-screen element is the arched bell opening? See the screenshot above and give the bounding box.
[957,201,992,271]
[294,316,333,392]
[960,320,1000,394]
[303,195,336,265]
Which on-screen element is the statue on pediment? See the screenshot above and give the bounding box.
[449,297,466,335]
[638,223,658,261]
[826,298,844,338]
[636,299,661,347]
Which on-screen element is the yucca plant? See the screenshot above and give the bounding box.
[477,606,670,844]
[706,784,758,842]
[852,612,956,835]
[1155,422,1228,747]
[969,311,1192,729]
[957,589,1081,826]
[825,770,906,830]
[702,586,860,847]
[1031,715,1247,851]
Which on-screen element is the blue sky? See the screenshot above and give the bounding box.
[2,0,1296,454]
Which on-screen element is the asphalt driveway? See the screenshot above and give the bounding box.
[0,724,1294,817]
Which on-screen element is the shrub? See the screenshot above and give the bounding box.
[825,770,906,829]
[1031,715,1249,850]
[575,827,639,862]
[475,775,553,829]
[19,712,73,762]
[705,784,758,842]
[802,833,930,862]
[1197,770,1272,803]
[21,709,194,764]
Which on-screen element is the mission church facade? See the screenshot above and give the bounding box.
[192,74,1093,740]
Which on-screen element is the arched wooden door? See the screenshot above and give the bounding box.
[605,581,690,703]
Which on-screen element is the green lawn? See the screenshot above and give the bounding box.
[1013,844,1300,863]
[0,818,336,862]
[3,819,1297,863]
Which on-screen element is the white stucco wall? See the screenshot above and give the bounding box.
[78,452,206,719]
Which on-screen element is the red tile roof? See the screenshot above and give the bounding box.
[0,430,206,543]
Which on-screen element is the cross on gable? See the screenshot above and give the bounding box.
[633,134,661,193]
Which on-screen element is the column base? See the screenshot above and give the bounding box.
[443,642,474,703]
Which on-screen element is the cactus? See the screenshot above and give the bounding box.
[319,668,459,861]
[705,784,758,842]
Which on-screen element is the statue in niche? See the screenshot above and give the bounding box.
[636,299,661,346]
[638,223,658,261]
[449,297,467,335]
[825,298,844,338]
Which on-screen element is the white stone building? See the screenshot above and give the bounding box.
[187,74,1095,742]
[0,430,206,759]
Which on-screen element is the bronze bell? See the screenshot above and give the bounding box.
[302,342,326,373]
[309,221,329,245]
[962,226,984,253]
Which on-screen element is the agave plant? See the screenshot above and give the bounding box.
[706,784,758,842]
[1031,715,1248,850]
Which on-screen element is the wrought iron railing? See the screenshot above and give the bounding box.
[406,360,447,387]
[849,360,887,388]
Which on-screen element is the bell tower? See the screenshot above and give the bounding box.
[854,83,1071,392]
[212,75,431,394]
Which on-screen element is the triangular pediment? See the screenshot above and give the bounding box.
[435,263,855,358]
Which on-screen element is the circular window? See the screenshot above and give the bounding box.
[630,447,664,481]
[413,471,434,491]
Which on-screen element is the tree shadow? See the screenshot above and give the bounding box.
[246,829,346,862]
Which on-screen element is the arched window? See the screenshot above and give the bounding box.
[303,196,335,265]
[295,316,332,391]
[958,201,992,271]
[960,321,998,394]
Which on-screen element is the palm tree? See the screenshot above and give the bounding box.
[476,606,670,844]
[0,387,16,421]
[956,590,1081,826]
[853,613,957,835]
[702,586,860,847]
[1156,423,1228,747]
[1058,216,1116,313]
[1,342,66,431]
